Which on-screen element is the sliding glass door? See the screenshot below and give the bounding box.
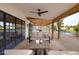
[5,15,16,49]
[0,11,4,54]
[16,19,22,43]
[0,10,25,54]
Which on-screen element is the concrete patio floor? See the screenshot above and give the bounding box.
[15,31,79,51]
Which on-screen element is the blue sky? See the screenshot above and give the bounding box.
[63,12,79,26]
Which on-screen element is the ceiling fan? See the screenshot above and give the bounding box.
[30,9,48,16]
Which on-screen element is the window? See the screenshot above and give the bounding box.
[16,19,22,42]
[5,15,16,49]
[9,16,15,47]
[9,16,15,43]
[0,10,25,54]
[0,11,4,49]
[22,21,25,39]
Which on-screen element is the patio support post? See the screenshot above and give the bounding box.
[52,23,54,39]
[57,21,60,39]
[28,23,32,43]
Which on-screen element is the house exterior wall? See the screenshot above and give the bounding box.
[0,4,29,39]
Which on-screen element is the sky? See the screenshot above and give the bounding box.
[63,12,79,26]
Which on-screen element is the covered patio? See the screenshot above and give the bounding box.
[14,3,79,55]
[0,3,79,55]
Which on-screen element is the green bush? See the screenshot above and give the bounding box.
[74,26,79,32]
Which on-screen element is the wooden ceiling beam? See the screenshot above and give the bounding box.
[52,4,79,23]
[26,17,53,26]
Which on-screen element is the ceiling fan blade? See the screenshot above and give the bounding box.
[30,11,37,13]
[40,11,48,14]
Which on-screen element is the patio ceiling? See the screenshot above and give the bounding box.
[26,4,79,26]
[12,3,77,20]
[10,3,79,25]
